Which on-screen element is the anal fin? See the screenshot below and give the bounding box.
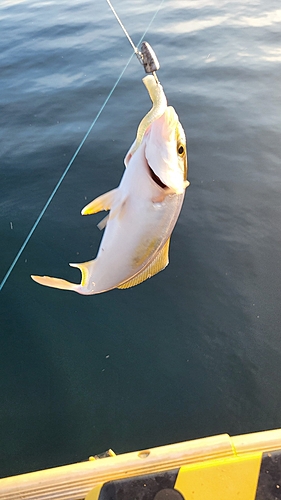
[81,188,117,215]
[118,237,170,290]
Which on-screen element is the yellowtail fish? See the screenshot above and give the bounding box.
[31,75,189,295]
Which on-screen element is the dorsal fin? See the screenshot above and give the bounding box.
[81,188,117,215]
[118,238,170,289]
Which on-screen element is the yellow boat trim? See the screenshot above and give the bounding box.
[0,428,280,500]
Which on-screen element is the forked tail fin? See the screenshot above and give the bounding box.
[31,275,79,292]
[31,259,95,294]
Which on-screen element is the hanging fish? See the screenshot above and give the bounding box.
[31,75,189,295]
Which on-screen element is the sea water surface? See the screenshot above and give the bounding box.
[1,0,281,478]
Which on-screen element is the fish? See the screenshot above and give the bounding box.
[31,75,189,295]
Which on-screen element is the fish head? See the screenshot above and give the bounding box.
[144,106,188,195]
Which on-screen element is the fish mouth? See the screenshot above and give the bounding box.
[148,164,168,189]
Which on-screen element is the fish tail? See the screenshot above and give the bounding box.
[31,274,79,292]
[69,261,93,287]
[31,260,95,294]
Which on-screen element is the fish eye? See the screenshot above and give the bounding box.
[178,145,185,157]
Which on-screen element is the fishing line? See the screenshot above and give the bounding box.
[0,0,164,291]
[106,0,138,54]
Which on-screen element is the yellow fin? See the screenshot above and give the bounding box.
[118,238,170,289]
[81,189,117,215]
[69,260,94,286]
[96,195,128,230]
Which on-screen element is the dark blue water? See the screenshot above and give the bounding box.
[1,0,281,478]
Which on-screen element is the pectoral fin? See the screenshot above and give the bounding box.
[97,214,109,230]
[118,238,170,289]
[81,188,117,215]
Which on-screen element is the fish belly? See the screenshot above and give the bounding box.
[83,190,184,294]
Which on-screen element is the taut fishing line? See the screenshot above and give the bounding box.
[0,0,164,291]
